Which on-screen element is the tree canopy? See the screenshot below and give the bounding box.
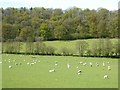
[1,7,118,41]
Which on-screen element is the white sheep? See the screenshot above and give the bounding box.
[79,62,83,64]
[55,63,58,66]
[108,66,111,70]
[30,62,34,65]
[9,65,12,69]
[103,62,105,67]
[78,70,82,73]
[0,61,2,64]
[67,64,70,69]
[27,62,30,65]
[49,69,55,72]
[104,75,108,79]
[76,66,79,69]
[83,63,86,66]
[90,62,92,67]
[77,70,82,75]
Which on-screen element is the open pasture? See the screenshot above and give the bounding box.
[2,54,118,88]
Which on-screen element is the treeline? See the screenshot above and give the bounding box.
[2,39,120,58]
[1,7,118,41]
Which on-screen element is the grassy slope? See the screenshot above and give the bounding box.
[2,54,118,88]
[20,38,118,53]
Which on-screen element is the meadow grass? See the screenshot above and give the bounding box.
[2,54,118,88]
[19,38,119,53]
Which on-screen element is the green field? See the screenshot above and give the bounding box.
[14,38,118,54]
[2,54,118,88]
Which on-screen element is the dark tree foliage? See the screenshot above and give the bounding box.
[1,7,118,41]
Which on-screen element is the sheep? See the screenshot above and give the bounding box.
[104,75,108,79]
[30,62,34,65]
[83,63,86,66]
[90,62,92,67]
[55,63,58,66]
[49,69,55,72]
[79,62,83,64]
[76,66,79,69]
[78,70,82,73]
[0,61,2,64]
[38,61,40,62]
[77,70,82,75]
[107,62,110,64]
[27,62,30,65]
[9,65,12,69]
[103,62,105,67]
[67,63,70,69]
[108,66,111,70]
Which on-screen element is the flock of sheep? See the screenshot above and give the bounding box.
[1,55,112,79]
[49,59,111,79]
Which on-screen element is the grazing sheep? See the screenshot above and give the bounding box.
[107,62,110,64]
[83,63,86,66]
[0,62,2,64]
[27,62,30,65]
[90,62,92,67]
[78,70,82,73]
[103,62,105,67]
[76,66,79,69]
[104,75,108,79]
[79,62,83,64]
[67,64,70,69]
[49,69,55,72]
[55,63,58,66]
[77,70,82,75]
[9,65,12,69]
[30,62,34,65]
[108,66,111,70]
[38,61,40,62]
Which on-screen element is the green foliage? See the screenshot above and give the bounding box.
[2,7,118,41]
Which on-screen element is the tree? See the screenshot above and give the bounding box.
[76,41,88,56]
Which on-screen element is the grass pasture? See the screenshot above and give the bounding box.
[18,38,119,54]
[2,54,118,88]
